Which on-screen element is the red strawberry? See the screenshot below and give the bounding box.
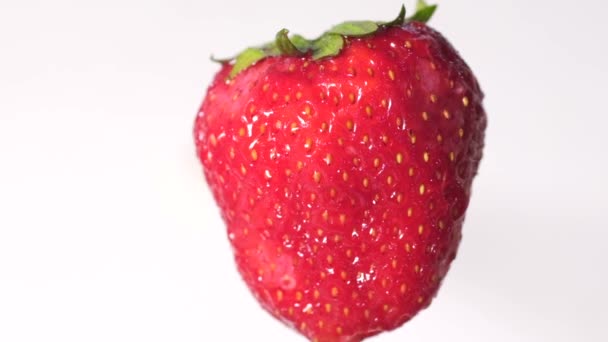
[194,2,486,341]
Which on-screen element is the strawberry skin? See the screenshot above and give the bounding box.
[194,8,486,342]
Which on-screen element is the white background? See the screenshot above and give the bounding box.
[1,0,606,341]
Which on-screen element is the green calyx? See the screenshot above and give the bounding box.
[220,1,438,79]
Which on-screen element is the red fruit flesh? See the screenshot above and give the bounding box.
[195,22,486,342]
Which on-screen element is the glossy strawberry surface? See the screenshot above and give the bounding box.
[194,21,486,342]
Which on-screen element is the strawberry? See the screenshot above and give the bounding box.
[194,2,486,341]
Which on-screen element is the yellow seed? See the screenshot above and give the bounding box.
[422,111,429,121]
[327,255,333,264]
[396,153,404,164]
[209,134,217,146]
[343,307,350,316]
[383,304,390,312]
[365,106,372,117]
[374,158,381,168]
[339,214,346,224]
[346,119,354,130]
[296,291,303,301]
[331,287,339,297]
[430,94,438,103]
[304,105,311,115]
[341,271,347,280]
[409,167,415,177]
[363,178,369,187]
[423,152,429,162]
[392,259,398,269]
[262,83,270,92]
[314,290,320,299]
[388,70,395,80]
[240,165,247,175]
[336,326,343,335]
[407,207,413,217]
[418,225,424,235]
[405,243,411,252]
[276,290,283,301]
[304,138,313,150]
[342,172,349,181]
[296,91,302,100]
[450,152,456,161]
[404,41,412,48]
[437,134,443,143]
[313,171,321,183]
[400,283,407,294]
[443,109,451,119]
[459,128,464,138]
[367,68,374,76]
[251,149,258,161]
[387,176,393,185]
[349,93,356,103]
[419,184,426,195]
[463,96,470,107]
[317,228,324,236]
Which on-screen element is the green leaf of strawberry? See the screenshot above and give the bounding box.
[328,21,379,36]
[219,2,441,79]
[195,3,486,341]
[311,34,344,60]
[409,0,438,23]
